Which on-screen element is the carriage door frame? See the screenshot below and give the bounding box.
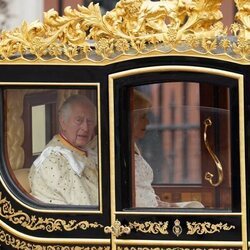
[108,65,247,250]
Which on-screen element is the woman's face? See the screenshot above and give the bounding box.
[133,110,149,140]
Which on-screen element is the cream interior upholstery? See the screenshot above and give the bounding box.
[6,89,81,171]
[14,168,31,193]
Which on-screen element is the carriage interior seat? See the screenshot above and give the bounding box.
[13,168,31,193]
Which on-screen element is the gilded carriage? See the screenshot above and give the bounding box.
[0,0,250,249]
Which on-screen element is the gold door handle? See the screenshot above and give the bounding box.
[203,118,223,187]
[104,220,131,237]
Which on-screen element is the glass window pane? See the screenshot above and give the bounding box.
[5,88,100,208]
[130,82,231,210]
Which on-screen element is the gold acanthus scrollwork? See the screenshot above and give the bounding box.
[186,221,236,235]
[128,221,168,235]
[0,227,110,250]
[231,0,250,57]
[233,0,250,40]
[203,118,223,187]
[0,0,249,61]
[0,192,103,232]
[104,220,131,237]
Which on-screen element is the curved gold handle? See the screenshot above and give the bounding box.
[104,220,131,237]
[203,118,223,187]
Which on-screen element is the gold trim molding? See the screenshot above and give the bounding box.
[0,192,103,232]
[104,220,131,237]
[186,221,236,235]
[0,0,249,63]
[117,247,242,250]
[128,221,168,235]
[112,219,235,237]
[0,227,110,250]
[108,219,236,236]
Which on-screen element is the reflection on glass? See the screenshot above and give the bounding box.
[32,105,46,154]
[130,82,231,210]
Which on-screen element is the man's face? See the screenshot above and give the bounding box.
[60,102,96,149]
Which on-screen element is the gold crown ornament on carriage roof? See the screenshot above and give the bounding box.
[0,0,249,63]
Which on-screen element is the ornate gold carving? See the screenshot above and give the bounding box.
[234,0,250,40]
[0,0,249,62]
[128,221,168,234]
[0,227,110,250]
[203,118,223,187]
[172,219,182,237]
[104,220,131,237]
[186,221,236,235]
[0,192,103,232]
[231,0,250,58]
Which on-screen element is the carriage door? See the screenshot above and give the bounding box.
[107,66,247,250]
[0,74,111,249]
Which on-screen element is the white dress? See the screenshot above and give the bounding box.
[134,145,204,209]
[135,145,158,207]
[29,134,98,205]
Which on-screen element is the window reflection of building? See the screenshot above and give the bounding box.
[161,82,200,184]
[137,83,201,186]
[134,81,231,209]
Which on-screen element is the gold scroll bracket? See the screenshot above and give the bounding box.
[203,118,223,187]
[104,220,131,237]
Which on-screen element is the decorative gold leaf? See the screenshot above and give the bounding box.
[129,221,169,235]
[115,39,130,52]
[0,227,111,250]
[0,192,103,232]
[186,221,235,235]
[220,38,231,50]
[0,0,249,61]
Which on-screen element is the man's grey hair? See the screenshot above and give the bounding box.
[58,94,97,124]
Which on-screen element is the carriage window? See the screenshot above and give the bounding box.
[5,87,100,208]
[130,82,231,209]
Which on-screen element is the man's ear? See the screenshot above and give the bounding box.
[59,116,66,131]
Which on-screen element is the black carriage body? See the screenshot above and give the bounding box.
[0,55,248,249]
